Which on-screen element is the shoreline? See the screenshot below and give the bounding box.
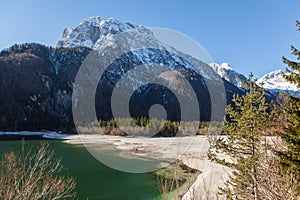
[47,133,230,200]
[0,132,230,200]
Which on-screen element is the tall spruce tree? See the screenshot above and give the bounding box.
[208,73,270,200]
[280,20,300,177]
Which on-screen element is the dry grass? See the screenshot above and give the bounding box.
[256,138,300,200]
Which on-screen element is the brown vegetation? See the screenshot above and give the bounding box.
[0,142,76,200]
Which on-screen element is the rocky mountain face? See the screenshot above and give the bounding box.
[0,16,280,132]
[64,17,241,125]
[0,43,91,131]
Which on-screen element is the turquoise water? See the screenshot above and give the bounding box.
[0,139,161,200]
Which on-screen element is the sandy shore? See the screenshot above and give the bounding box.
[44,133,231,200]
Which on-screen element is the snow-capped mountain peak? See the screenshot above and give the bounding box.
[257,69,300,97]
[220,62,233,70]
[56,16,139,49]
[56,16,224,82]
[258,69,284,82]
[257,69,295,90]
[209,62,247,88]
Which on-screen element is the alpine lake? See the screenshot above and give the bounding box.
[0,136,162,200]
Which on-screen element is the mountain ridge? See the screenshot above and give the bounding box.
[0,16,295,132]
[57,16,298,96]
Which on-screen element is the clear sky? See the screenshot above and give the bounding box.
[1,0,300,77]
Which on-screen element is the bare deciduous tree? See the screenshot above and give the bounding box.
[0,142,76,200]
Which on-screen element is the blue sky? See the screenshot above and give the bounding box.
[0,0,299,77]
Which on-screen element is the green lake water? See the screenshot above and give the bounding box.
[0,139,162,200]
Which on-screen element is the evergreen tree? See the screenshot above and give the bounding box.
[280,20,300,177]
[208,73,270,199]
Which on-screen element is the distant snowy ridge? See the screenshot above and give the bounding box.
[257,69,300,97]
[210,63,300,97]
